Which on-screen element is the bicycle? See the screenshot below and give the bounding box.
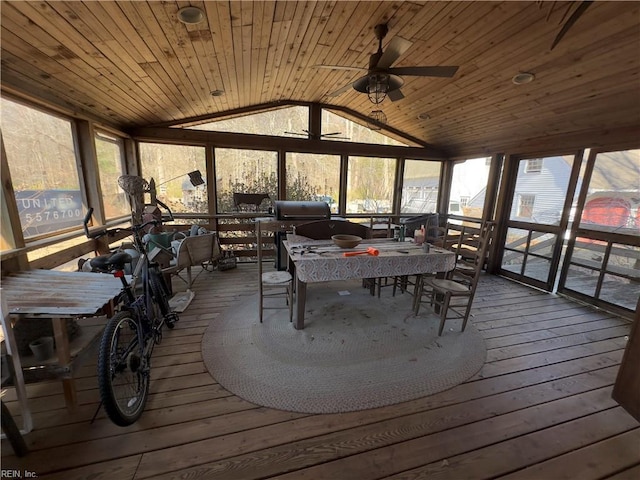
[82,207,179,426]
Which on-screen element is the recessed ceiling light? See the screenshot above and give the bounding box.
[512,72,535,85]
[417,112,431,120]
[210,89,225,97]
[178,6,205,25]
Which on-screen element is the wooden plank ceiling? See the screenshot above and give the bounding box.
[1,1,639,156]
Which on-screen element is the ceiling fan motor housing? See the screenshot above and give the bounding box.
[353,74,404,94]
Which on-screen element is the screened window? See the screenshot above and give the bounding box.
[139,143,207,214]
[286,153,340,213]
[401,160,441,213]
[579,149,640,234]
[449,157,491,218]
[95,131,129,219]
[1,97,84,239]
[322,109,411,146]
[346,156,395,214]
[510,155,574,225]
[185,106,308,138]
[215,148,278,213]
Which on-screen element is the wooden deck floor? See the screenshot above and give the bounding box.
[2,263,638,479]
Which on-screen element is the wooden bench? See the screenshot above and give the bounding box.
[162,232,222,289]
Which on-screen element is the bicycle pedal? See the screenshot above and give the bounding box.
[165,312,179,329]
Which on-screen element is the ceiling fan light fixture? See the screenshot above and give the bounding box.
[417,112,431,120]
[367,74,389,104]
[512,72,535,85]
[367,110,387,130]
[178,6,205,25]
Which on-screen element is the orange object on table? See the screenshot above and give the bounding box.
[343,247,380,257]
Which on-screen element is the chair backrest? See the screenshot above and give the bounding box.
[369,217,392,238]
[255,221,275,268]
[294,219,372,239]
[453,221,495,289]
[256,221,264,293]
[174,232,221,267]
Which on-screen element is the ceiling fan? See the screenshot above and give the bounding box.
[317,24,459,103]
[284,129,350,140]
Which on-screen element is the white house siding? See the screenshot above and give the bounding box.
[510,156,573,225]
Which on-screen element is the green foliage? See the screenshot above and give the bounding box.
[217,170,320,212]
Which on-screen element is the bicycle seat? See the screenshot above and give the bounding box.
[90,252,133,272]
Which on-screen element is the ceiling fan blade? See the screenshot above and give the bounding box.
[325,77,363,98]
[313,65,368,72]
[322,132,343,136]
[388,88,405,102]
[376,36,412,69]
[284,131,306,136]
[550,1,593,50]
[387,66,459,78]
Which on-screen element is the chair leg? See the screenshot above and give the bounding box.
[460,299,473,332]
[393,275,409,296]
[413,276,424,315]
[392,276,400,296]
[438,293,452,336]
[412,275,423,298]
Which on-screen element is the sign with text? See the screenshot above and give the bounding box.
[16,190,84,237]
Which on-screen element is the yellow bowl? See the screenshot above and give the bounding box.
[331,234,362,249]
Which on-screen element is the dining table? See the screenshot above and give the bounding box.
[283,237,457,329]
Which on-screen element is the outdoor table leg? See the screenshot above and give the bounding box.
[295,277,307,330]
[1,296,33,436]
[51,317,77,410]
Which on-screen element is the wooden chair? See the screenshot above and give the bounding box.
[162,232,222,290]
[367,216,398,296]
[256,221,293,323]
[414,222,495,336]
[443,223,488,285]
[293,219,372,240]
[388,225,450,297]
[369,216,392,238]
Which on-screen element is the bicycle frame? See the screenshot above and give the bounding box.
[83,208,171,362]
[85,199,178,426]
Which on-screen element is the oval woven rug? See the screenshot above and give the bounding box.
[201,279,486,413]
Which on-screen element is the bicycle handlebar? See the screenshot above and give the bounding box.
[83,207,162,240]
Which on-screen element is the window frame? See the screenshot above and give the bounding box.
[518,194,535,218]
[94,129,130,221]
[525,158,543,173]
[1,96,87,242]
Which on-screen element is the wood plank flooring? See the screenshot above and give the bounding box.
[2,264,638,479]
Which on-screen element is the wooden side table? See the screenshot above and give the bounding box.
[1,270,122,420]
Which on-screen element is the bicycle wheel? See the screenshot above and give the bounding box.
[149,270,178,329]
[97,311,149,426]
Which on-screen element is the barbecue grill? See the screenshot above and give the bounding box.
[273,201,331,221]
[272,201,332,269]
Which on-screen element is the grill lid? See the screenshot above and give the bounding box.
[274,201,331,220]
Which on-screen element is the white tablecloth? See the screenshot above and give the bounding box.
[285,239,456,283]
